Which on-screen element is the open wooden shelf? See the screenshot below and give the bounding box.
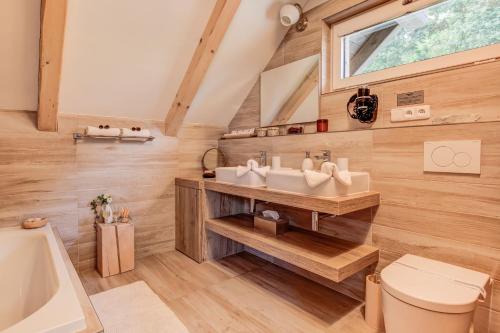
[204,180,380,215]
[205,215,379,282]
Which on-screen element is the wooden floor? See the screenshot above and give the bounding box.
[80,250,374,333]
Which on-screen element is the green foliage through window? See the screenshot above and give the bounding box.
[344,0,500,76]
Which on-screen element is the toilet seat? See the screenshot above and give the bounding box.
[381,255,490,314]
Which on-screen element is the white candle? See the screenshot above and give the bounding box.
[272,156,281,170]
[337,157,349,171]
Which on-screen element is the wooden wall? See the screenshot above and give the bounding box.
[219,122,500,332]
[230,0,500,132]
[223,0,500,331]
[0,110,224,271]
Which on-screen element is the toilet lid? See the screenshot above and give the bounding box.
[381,254,490,313]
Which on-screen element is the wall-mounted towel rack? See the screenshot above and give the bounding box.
[73,133,155,143]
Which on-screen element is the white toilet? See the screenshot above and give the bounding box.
[381,254,490,333]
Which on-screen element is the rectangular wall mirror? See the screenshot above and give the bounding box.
[260,54,319,127]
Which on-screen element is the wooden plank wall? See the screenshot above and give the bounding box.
[222,1,500,331]
[219,122,500,332]
[0,110,224,272]
[229,0,500,132]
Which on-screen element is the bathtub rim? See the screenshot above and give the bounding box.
[51,226,103,333]
[0,225,103,333]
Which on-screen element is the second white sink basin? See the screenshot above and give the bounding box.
[215,167,266,187]
[266,169,369,197]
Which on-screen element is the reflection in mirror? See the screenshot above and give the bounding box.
[342,0,500,78]
[260,54,319,127]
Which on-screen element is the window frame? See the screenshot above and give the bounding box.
[329,0,500,91]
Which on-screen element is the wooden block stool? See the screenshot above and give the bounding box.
[96,222,134,277]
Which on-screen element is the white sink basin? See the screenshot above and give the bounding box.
[215,167,266,187]
[266,169,369,197]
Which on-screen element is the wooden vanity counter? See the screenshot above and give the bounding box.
[175,177,380,283]
[203,180,380,215]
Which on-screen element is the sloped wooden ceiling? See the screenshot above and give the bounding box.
[1,0,330,133]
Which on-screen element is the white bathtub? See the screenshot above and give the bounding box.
[0,225,86,333]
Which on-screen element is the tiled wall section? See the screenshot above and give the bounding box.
[219,121,500,332]
[0,110,224,271]
[226,1,500,330]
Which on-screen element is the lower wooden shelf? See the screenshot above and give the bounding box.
[205,215,379,282]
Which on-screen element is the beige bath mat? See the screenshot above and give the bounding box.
[90,281,189,333]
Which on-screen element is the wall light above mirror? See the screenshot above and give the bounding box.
[260,54,319,127]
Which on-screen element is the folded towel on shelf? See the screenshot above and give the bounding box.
[252,165,270,177]
[236,159,258,177]
[236,159,270,178]
[304,170,331,188]
[321,162,352,187]
[303,162,353,188]
[121,128,151,138]
[86,126,121,137]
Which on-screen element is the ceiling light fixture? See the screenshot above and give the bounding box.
[279,3,308,32]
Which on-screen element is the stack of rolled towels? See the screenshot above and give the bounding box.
[86,126,121,137]
[120,128,151,138]
[236,159,270,178]
[85,126,151,138]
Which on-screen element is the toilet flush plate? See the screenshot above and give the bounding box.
[424,140,481,174]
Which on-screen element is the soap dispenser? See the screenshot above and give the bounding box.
[301,151,314,171]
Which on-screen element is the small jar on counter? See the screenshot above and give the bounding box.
[267,127,280,137]
[316,119,329,132]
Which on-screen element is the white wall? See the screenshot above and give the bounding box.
[0,0,40,111]
[184,0,307,127]
[59,0,216,120]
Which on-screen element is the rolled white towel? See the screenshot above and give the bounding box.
[236,159,259,177]
[321,162,352,186]
[252,166,270,178]
[235,159,270,178]
[86,126,121,137]
[304,170,331,188]
[121,128,151,138]
[236,165,251,177]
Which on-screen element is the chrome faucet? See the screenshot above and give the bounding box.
[314,150,331,163]
[259,151,267,166]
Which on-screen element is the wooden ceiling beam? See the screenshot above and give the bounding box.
[37,0,68,132]
[165,0,240,137]
[271,63,319,126]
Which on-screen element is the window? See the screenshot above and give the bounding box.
[331,0,500,90]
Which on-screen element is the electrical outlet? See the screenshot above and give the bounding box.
[391,105,431,122]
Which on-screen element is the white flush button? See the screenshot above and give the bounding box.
[424,140,481,174]
[431,146,455,167]
[453,152,472,167]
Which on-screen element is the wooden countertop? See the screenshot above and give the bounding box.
[175,177,380,215]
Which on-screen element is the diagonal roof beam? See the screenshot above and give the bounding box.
[37,0,68,131]
[165,0,240,136]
